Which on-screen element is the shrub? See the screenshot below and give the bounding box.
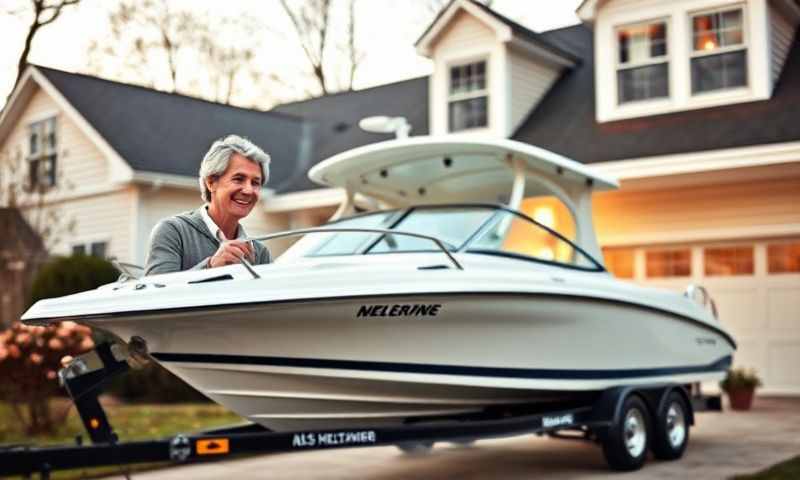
[720,367,763,392]
[0,254,118,434]
[28,254,119,307]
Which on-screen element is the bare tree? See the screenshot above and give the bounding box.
[99,0,205,94]
[87,1,268,107]
[279,0,363,96]
[6,0,81,104]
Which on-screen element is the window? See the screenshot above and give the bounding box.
[448,61,488,132]
[72,241,108,259]
[768,242,800,274]
[704,245,754,276]
[646,249,691,277]
[603,248,635,279]
[690,8,747,93]
[616,21,669,103]
[27,117,57,190]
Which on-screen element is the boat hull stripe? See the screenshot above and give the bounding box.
[151,353,732,380]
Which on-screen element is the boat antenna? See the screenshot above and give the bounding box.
[358,116,411,139]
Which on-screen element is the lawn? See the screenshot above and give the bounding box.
[732,456,800,480]
[1,398,244,479]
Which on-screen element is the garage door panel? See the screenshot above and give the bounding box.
[767,288,800,330]
[711,288,765,334]
[767,342,800,388]
[732,340,765,372]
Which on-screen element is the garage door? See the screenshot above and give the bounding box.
[603,239,800,394]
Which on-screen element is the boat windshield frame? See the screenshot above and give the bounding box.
[305,203,606,272]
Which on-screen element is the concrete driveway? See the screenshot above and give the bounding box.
[111,397,800,479]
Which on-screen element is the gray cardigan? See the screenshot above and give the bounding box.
[144,207,270,276]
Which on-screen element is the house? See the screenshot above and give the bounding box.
[276,0,800,395]
[0,208,47,327]
[0,0,798,393]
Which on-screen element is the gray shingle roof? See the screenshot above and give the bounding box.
[512,25,800,163]
[272,77,429,192]
[37,66,310,193]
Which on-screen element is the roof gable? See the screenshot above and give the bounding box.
[416,0,577,64]
[17,66,311,193]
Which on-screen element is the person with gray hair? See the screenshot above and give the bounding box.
[145,135,272,275]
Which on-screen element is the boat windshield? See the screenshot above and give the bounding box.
[281,205,603,271]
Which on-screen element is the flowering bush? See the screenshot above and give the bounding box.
[0,321,94,433]
[0,254,118,434]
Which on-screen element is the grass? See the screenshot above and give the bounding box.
[732,456,800,480]
[1,398,245,479]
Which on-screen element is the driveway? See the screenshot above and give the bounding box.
[109,397,800,479]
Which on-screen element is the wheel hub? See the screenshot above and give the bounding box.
[666,402,686,448]
[624,409,646,458]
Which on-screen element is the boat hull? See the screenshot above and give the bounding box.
[91,293,733,431]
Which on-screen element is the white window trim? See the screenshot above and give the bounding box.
[71,237,111,258]
[27,116,58,189]
[614,17,671,105]
[688,4,750,95]
[446,56,490,133]
[595,0,771,123]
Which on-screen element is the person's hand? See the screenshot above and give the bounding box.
[208,240,254,268]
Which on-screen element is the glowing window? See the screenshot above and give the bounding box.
[603,248,635,279]
[704,246,754,276]
[768,242,800,274]
[646,249,691,277]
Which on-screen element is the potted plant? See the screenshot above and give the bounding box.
[720,367,762,411]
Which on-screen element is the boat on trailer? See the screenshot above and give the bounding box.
[18,136,735,471]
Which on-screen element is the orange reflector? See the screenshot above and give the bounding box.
[196,438,230,455]
[89,418,100,429]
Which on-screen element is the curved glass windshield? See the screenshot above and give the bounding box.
[369,207,495,253]
[467,210,599,269]
[282,205,602,271]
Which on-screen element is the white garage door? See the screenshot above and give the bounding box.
[604,239,800,394]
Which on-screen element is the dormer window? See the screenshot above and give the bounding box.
[448,60,488,132]
[616,21,669,104]
[690,8,747,93]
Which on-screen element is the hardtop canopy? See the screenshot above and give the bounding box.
[309,137,618,208]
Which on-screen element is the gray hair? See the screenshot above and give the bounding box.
[199,135,271,202]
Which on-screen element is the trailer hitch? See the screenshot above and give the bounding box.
[59,342,131,444]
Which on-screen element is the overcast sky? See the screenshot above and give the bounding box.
[0,0,582,111]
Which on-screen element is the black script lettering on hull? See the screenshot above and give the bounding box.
[357,304,442,318]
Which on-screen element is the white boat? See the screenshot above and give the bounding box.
[22,137,735,433]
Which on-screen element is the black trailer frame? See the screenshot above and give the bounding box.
[0,343,723,478]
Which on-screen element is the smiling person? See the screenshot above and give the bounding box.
[144,135,272,275]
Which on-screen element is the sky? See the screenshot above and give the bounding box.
[0,0,582,111]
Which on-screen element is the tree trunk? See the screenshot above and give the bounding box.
[11,10,41,101]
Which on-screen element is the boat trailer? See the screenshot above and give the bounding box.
[0,343,723,478]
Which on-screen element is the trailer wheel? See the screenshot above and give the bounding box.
[601,395,650,471]
[397,441,434,455]
[651,391,690,460]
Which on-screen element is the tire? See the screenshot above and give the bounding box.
[651,391,690,460]
[396,441,434,455]
[601,395,651,471]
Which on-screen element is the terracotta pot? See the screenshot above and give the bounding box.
[727,388,755,411]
